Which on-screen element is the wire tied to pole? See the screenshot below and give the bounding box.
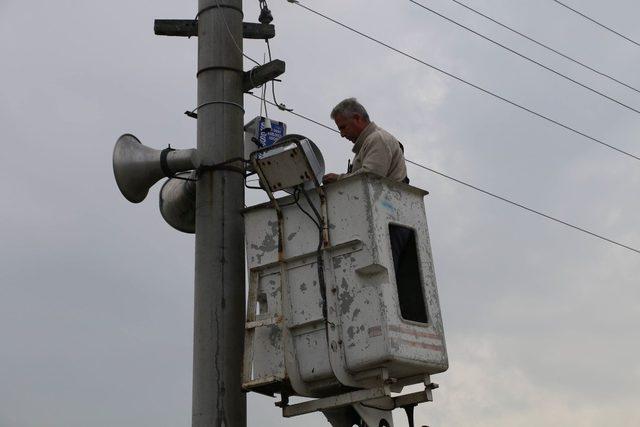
[184,100,245,119]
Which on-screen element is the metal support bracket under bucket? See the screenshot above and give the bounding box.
[279,375,438,425]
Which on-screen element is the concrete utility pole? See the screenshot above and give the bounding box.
[193,1,245,425]
[148,4,282,426]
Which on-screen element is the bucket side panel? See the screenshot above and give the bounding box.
[367,177,448,374]
[287,260,333,382]
[247,271,285,383]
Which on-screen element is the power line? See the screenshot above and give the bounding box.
[405,159,640,255]
[287,2,640,163]
[248,93,337,132]
[408,0,640,116]
[247,94,640,255]
[447,0,640,95]
[551,0,640,48]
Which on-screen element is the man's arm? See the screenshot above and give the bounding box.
[323,134,392,184]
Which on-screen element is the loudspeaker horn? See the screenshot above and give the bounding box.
[113,134,199,203]
[159,171,196,234]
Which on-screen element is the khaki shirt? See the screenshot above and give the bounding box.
[340,122,407,182]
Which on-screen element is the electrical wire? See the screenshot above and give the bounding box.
[279,189,302,207]
[266,36,273,59]
[551,0,640,48]
[287,2,640,163]
[188,100,246,115]
[299,187,329,322]
[259,83,267,117]
[248,93,337,132]
[247,95,640,255]
[168,174,198,182]
[447,0,640,95]
[408,0,640,115]
[405,159,640,255]
[295,188,320,228]
[300,187,323,229]
[249,0,293,112]
[265,39,293,111]
[260,54,270,119]
[244,171,263,190]
[197,0,261,66]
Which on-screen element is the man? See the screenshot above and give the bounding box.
[322,98,408,184]
[322,98,411,291]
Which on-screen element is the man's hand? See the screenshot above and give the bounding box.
[322,173,340,184]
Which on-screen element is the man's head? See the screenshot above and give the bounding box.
[330,98,371,143]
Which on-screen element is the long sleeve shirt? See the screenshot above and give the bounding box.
[340,122,407,182]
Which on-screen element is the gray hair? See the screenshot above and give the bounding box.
[330,97,370,122]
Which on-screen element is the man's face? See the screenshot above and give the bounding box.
[334,113,367,143]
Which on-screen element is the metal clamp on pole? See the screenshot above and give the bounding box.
[185,100,246,119]
[197,156,247,175]
[160,146,176,177]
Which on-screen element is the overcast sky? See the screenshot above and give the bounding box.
[1,0,640,426]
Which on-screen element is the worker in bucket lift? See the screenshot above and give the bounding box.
[322,97,409,185]
[322,97,410,280]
